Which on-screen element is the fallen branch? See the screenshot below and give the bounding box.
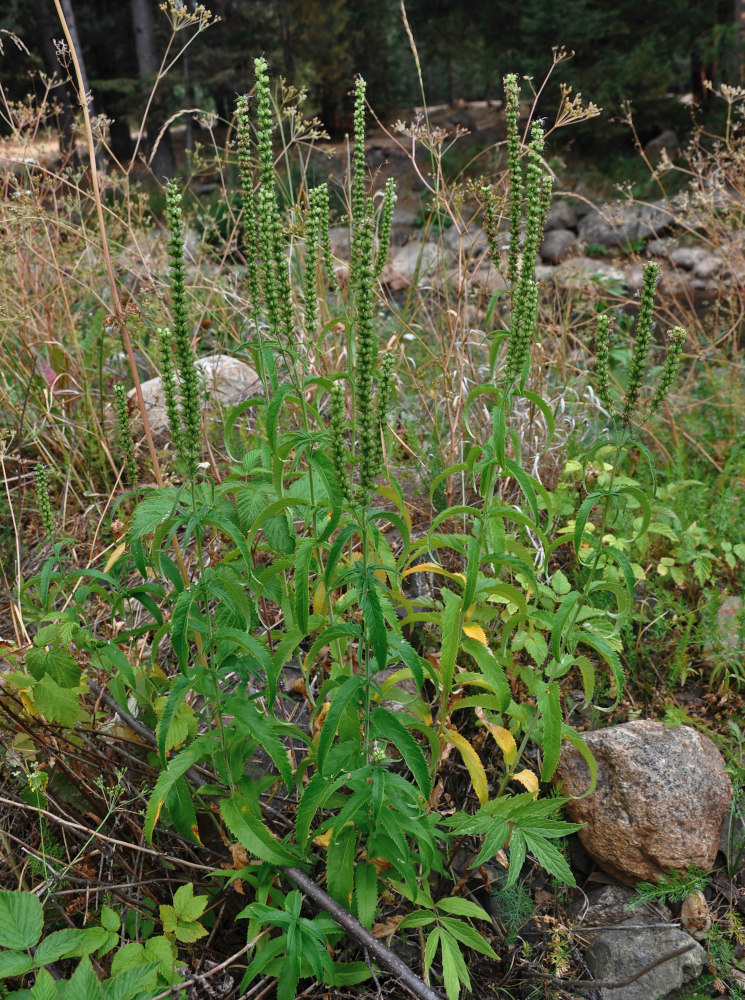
[523,940,697,992]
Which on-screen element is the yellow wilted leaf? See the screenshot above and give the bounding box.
[444,728,489,804]
[402,564,465,585]
[512,769,539,795]
[462,623,488,646]
[371,914,404,938]
[475,709,517,765]
[313,828,333,849]
[104,541,127,573]
[313,580,329,615]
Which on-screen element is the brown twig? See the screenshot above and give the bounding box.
[523,940,697,992]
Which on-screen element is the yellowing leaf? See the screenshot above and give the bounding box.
[313,829,333,849]
[313,580,329,615]
[476,711,517,765]
[462,624,488,646]
[444,728,489,804]
[402,563,465,585]
[512,769,539,795]
[104,541,127,573]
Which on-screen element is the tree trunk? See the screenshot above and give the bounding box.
[131,0,175,176]
[736,0,745,82]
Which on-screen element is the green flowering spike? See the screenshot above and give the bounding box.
[114,383,139,488]
[482,185,500,265]
[649,327,686,415]
[594,313,615,413]
[504,73,522,293]
[165,180,201,478]
[352,76,367,225]
[374,178,396,280]
[505,278,538,386]
[157,327,183,456]
[35,464,55,536]
[314,183,341,298]
[235,94,261,313]
[253,57,274,192]
[623,261,659,425]
[353,217,378,497]
[329,381,350,502]
[304,196,320,337]
[374,352,396,472]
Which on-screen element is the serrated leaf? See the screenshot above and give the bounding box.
[461,639,511,711]
[440,927,470,999]
[144,737,213,843]
[173,883,207,923]
[440,590,462,702]
[523,831,575,887]
[537,681,562,781]
[99,906,120,933]
[327,826,356,908]
[436,897,492,922]
[34,927,108,965]
[0,950,34,977]
[478,717,517,765]
[444,729,488,804]
[26,647,81,688]
[105,963,160,1000]
[359,575,388,672]
[32,675,80,727]
[220,794,295,865]
[462,623,488,646]
[354,862,379,929]
[316,674,363,776]
[440,916,498,959]
[371,708,430,798]
[67,957,104,1000]
[30,968,56,1000]
[129,488,181,539]
[0,891,43,950]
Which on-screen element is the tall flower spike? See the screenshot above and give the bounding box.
[623,260,659,425]
[114,383,139,488]
[235,94,261,313]
[375,178,396,280]
[165,179,201,478]
[373,352,396,473]
[353,217,378,497]
[649,327,686,415]
[35,464,55,537]
[157,327,183,457]
[504,73,522,294]
[329,381,351,502]
[351,76,367,225]
[594,313,615,413]
[304,194,320,337]
[482,185,500,265]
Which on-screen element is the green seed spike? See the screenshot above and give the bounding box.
[594,313,615,413]
[329,381,351,502]
[114,383,139,488]
[352,76,367,226]
[649,327,686,415]
[504,73,522,294]
[375,178,396,280]
[235,94,261,314]
[165,180,201,478]
[353,217,378,498]
[623,260,659,425]
[35,464,55,537]
[157,327,183,458]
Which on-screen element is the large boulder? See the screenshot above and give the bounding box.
[539,228,577,264]
[578,200,675,249]
[127,353,262,440]
[379,240,449,291]
[555,720,731,885]
[544,199,577,232]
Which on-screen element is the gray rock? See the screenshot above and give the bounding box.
[584,916,706,1000]
[549,255,627,291]
[647,237,680,257]
[540,228,577,264]
[714,595,744,655]
[467,257,508,296]
[379,240,448,291]
[442,224,489,257]
[545,199,577,232]
[127,354,263,439]
[579,201,675,249]
[668,246,719,274]
[644,129,680,163]
[571,885,671,943]
[556,720,732,885]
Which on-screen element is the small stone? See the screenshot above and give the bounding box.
[680,890,712,939]
[549,255,627,291]
[555,720,732,885]
[584,915,706,1000]
[570,884,671,943]
[379,241,446,291]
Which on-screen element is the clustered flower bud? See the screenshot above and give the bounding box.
[114,382,138,488]
[35,464,55,536]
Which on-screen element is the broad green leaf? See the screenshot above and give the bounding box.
[550,591,581,662]
[575,631,625,708]
[295,772,347,850]
[170,588,197,673]
[32,676,80,727]
[66,957,104,1000]
[440,589,462,703]
[164,776,200,844]
[371,708,431,798]
[105,963,160,1000]
[0,891,43,951]
[523,830,575,887]
[358,576,388,672]
[562,726,598,796]
[326,826,356,908]
[25,647,80,688]
[220,794,295,866]
[0,951,34,977]
[30,968,56,1000]
[34,928,108,965]
[173,883,207,923]
[100,907,120,935]
[424,927,441,975]
[461,639,510,711]
[354,862,379,929]
[294,539,314,634]
[537,681,562,781]
[316,674,363,776]
[327,961,372,986]
[440,927,470,999]
[129,488,182,539]
[144,736,214,843]
[156,673,193,766]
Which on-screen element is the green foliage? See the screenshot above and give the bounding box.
[627,866,710,908]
